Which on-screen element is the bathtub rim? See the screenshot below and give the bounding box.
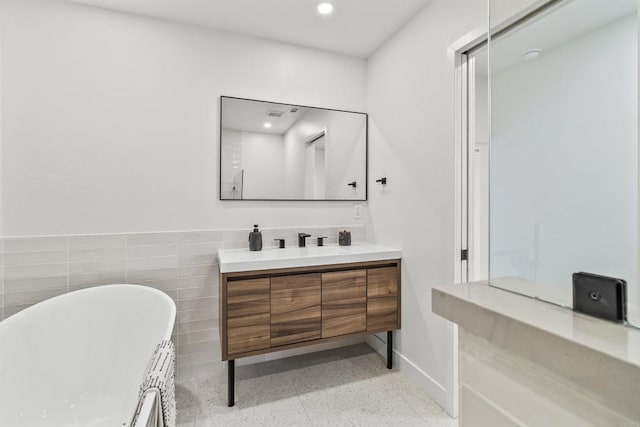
[0,284,177,341]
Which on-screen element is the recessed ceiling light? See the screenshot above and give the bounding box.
[317,2,334,15]
[264,122,272,128]
[522,49,541,61]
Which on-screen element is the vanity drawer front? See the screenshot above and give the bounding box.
[367,297,399,331]
[227,278,270,319]
[228,324,271,355]
[227,278,270,298]
[227,278,271,355]
[228,312,270,328]
[227,293,270,319]
[321,270,367,338]
[367,267,398,298]
[271,273,322,347]
[366,266,399,331]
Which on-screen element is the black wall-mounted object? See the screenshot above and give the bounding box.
[274,239,285,249]
[348,181,357,188]
[573,272,627,323]
[376,177,387,185]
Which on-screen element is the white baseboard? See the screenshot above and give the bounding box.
[365,334,453,417]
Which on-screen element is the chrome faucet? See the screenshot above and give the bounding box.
[298,233,311,247]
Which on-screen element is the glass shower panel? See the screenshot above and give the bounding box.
[488,0,639,320]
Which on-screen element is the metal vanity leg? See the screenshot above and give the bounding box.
[387,331,393,369]
[228,360,235,407]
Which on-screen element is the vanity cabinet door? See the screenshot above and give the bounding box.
[367,267,399,331]
[271,273,322,347]
[321,270,367,338]
[227,278,271,355]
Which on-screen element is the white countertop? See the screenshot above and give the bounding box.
[434,281,640,422]
[433,281,640,421]
[433,280,640,369]
[218,243,401,273]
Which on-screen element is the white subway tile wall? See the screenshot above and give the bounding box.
[0,225,366,375]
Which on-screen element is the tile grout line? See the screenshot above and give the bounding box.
[66,237,70,294]
[124,235,128,284]
[175,232,180,351]
[296,392,313,424]
[1,238,4,320]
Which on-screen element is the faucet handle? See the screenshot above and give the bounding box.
[316,237,328,247]
[273,239,285,249]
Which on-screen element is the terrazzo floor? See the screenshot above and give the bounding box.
[176,344,458,427]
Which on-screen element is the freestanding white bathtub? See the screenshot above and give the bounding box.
[0,285,176,426]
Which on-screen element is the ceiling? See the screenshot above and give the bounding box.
[474,0,637,75]
[222,98,309,134]
[67,0,431,58]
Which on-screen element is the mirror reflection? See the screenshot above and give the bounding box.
[487,0,638,322]
[220,97,367,201]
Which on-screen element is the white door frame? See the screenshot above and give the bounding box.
[451,29,487,287]
[449,27,488,418]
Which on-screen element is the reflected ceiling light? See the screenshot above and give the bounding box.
[522,49,542,61]
[317,2,334,15]
[264,122,272,128]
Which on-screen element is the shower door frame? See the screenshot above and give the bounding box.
[452,31,488,287]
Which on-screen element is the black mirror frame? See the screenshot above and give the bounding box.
[219,95,368,202]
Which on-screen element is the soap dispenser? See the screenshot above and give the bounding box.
[249,224,262,251]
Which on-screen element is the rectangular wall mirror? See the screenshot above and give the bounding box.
[219,96,367,201]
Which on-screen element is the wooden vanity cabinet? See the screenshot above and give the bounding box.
[321,270,367,338]
[271,273,322,346]
[225,278,271,355]
[367,267,399,331]
[220,259,401,361]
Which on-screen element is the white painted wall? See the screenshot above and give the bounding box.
[366,0,487,415]
[0,0,368,236]
[284,108,366,200]
[220,128,243,199]
[311,140,326,199]
[284,111,326,199]
[491,14,638,302]
[323,111,366,200]
[303,137,320,198]
[221,129,286,200]
[283,124,306,199]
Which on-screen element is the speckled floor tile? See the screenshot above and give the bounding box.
[175,344,457,427]
[297,378,390,419]
[196,396,308,427]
